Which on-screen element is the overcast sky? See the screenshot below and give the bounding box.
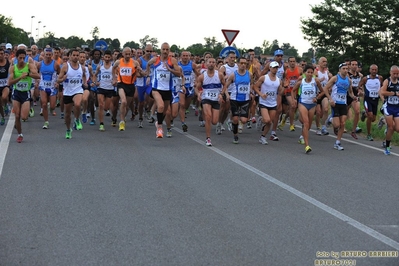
[3,0,321,54]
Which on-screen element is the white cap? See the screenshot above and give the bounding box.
[5,43,12,49]
[17,44,27,49]
[270,61,279,68]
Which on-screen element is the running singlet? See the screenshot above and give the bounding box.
[152,57,173,91]
[201,71,222,101]
[0,60,10,87]
[178,61,195,88]
[259,74,280,107]
[224,63,238,93]
[331,74,350,104]
[117,58,136,84]
[98,64,113,90]
[40,60,57,90]
[63,62,83,96]
[136,56,152,87]
[13,63,32,92]
[285,67,300,89]
[298,78,318,104]
[364,75,380,99]
[230,70,251,102]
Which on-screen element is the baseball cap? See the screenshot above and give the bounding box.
[274,49,284,56]
[270,61,279,68]
[6,43,12,49]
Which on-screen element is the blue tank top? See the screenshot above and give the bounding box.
[332,74,350,104]
[178,60,194,88]
[231,70,251,101]
[40,60,56,81]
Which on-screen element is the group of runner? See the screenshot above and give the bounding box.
[0,43,398,155]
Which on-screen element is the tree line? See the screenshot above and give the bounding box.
[2,0,398,75]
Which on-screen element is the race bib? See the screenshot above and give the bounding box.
[120,67,132,76]
[204,89,219,101]
[289,79,296,87]
[333,93,346,102]
[157,70,169,81]
[101,74,111,80]
[184,75,191,85]
[0,78,7,87]
[16,81,29,91]
[68,78,82,85]
[42,80,53,88]
[388,96,399,105]
[369,91,379,98]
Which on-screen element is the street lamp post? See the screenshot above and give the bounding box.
[42,25,46,47]
[30,15,35,46]
[37,21,41,46]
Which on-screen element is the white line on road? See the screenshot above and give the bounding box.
[0,114,15,179]
[175,128,399,251]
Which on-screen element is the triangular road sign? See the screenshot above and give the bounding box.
[221,29,240,46]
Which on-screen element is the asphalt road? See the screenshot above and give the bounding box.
[0,105,398,266]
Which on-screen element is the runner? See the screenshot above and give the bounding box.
[223,56,252,144]
[92,50,115,131]
[347,59,363,139]
[315,57,332,135]
[7,49,41,142]
[57,49,87,139]
[358,64,383,141]
[113,47,143,131]
[145,42,181,138]
[379,65,399,155]
[178,50,200,132]
[0,48,11,125]
[195,57,226,146]
[36,47,61,129]
[292,65,323,153]
[260,49,287,141]
[323,63,357,150]
[136,44,154,128]
[254,61,284,145]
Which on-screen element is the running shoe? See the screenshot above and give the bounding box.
[246,121,252,129]
[119,121,125,131]
[360,110,366,122]
[82,113,87,123]
[99,124,105,132]
[60,113,64,119]
[259,135,268,145]
[367,134,373,141]
[298,136,305,145]
[42,121,49,129]
[156,126,163,138]
[105,110,111,116]
[316,128,322,135]
[233,136,239,144]
[238,121,243,134]
[351,132,358,140]
[355,126,362,133]
[138,119,143,128]
[65,130,72,139]
[205,138,212,146]
[182,123,188,132]
[226,119,233,131]
[75,119,83,130]
[90,119,96,125]
[334,143,344,150]
[216,122,222,135]
[166,129,172,138]
[111,118,117,127]
[289,124,295,131]
[321,127,329,135]
[305,145,312,154]
[0,117,5,125]
[270,133,279,141]
[384,147,391,155]
[16,135,23,143]
[29,108,34,117]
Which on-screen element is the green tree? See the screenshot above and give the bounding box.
[186,43,205,57]
[123,41,140,49]
[0,15,29,45]
[301,0,399,75]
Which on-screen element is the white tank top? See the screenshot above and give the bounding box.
[224,63,238,92]
[259,74,280,107]
[201,70,222,101]
[63,62,83,96]
[98,63,113,90]
[317,69,329,87]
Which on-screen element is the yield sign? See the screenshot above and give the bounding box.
[221,29,240,46]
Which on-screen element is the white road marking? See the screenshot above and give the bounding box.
[175,128,399,251]
[0,113,15,179]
